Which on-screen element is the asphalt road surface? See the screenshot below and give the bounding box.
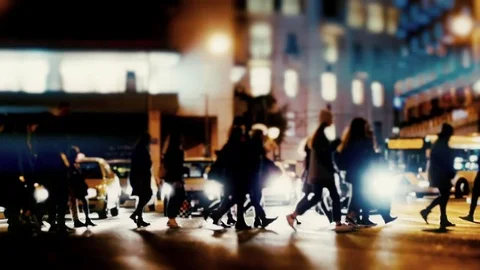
[1,197,480,270]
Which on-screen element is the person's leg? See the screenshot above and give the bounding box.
[469,177,480,216]
[166,185,185,228]
[439,186,453,226]
[324,180,341,224]
[56,180,70,230]
[69,193,84,227]
[80,197,96,226]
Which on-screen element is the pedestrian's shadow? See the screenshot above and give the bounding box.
[422,227,451,234]
[237,229,261,244]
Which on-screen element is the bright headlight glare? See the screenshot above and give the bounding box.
[34,185,49,203]
[267,176,292,193]
[205,180,223,200]
[369,170,398,197]
[126,185,133,195]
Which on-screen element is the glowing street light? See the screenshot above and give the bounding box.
[207,33,231,55]
[450,9,474,38]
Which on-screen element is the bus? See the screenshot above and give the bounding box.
[386,135,480,198]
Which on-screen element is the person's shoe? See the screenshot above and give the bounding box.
[57,225,75,234]
[286,215,296,230]
[383,216,398,224]
[440,221,456,227]
[85,219,97,227]
[129,213,137,223]
[73,219,86,228]
[253,218,262,228]
[359,219,377,227]
[216,221,232,228]
[137,219,151,228]
[235,223,251,231]
[295,218,302,225]
[345,216,363,228]
[260,217,278,228]
[167,219,180,229]
[460,215,475,223]
[335,223,354,233]
[420,209,429,224]
[226,215,236,226]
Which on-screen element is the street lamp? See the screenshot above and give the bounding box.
[204,32,232,157]
[450,8,474,38]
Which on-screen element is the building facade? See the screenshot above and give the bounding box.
[233,0,400,159]
[394,0,480,138]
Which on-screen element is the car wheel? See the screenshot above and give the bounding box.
[120,198,126,205]
[455,179,469,199]
[415,193,424,199]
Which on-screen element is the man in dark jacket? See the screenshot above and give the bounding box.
[286,109,352,232]
[420,123,456,229]
[33,103,73,233]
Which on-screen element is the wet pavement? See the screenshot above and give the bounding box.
[1,197,480,270]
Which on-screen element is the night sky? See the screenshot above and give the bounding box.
[0,0,179,46]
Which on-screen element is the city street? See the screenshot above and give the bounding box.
[1,197,480,270]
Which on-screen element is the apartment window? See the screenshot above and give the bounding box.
[284,69,298,98]
[371,81,384,107]
[367,3,385,33]
[247,0,274,14]
[462,48,472,68]
[352,43,363,71]
[250,66,271,97]
[250,22,272,59]
[323,35,338,63]
[282,0,300,15]
[321,72,337,101]
[285,33,300,56]
[387,7,399,35]
[347,0,365,28]
[352,79,364,105]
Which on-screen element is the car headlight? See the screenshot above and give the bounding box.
[266,175,292,194]
[87,188,98,199]
[368,169,399,198]
[204,180,223,201]
[161,183,173,200]
[418,180,429,188]
[33,183,49,203]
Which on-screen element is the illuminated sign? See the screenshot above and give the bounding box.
[387,138,425,149]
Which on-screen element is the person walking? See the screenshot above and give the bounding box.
[162,131,185,229]
[286,109,353,232]
[337,118,377,227]
[460,154,480,222]
[420,123,456,229]
[67,146,96,228]
[129,133,154,228]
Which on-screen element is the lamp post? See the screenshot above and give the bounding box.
[204,33,231,157]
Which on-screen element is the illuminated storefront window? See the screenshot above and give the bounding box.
[352,79,364,105]
[247,0,273,14]
[284,69,298,98]
[321,72,337,101]
[250,22,272,59]
[0,51,49,93]
[371,81,384,107]
[367,3,385,33]
[250,65,271,97]
[347,0,365,28]
[282,0,300,16]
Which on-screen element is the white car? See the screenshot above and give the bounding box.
[78,157,122,219]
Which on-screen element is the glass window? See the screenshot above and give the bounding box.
[387,7,399,35]
[324,41,338,63]
[352,79,364,105]
[247,0,274,14]
[282,0,300,15]
[321,72,337,101]
[250,22,272,59]
[462,48,472,68]
[0,51,49,93]
[372,81,384,107]
[347,0,365,28]
[286,112,296,137]
[352,43,363,71]
[285,33,300,56]
[250,66,271,97]
[367,3,385,33]
[284,69,298,98]
[183,161,213,178]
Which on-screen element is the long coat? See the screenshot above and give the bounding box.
[129,147,153,199]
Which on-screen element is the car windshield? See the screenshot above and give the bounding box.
[79,162,103,179]
[387,149,427,173]
[183,161,212,178]
[110,163,131,178]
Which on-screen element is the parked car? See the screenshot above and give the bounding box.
[107,159,159,211]
[78,157,122,219]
